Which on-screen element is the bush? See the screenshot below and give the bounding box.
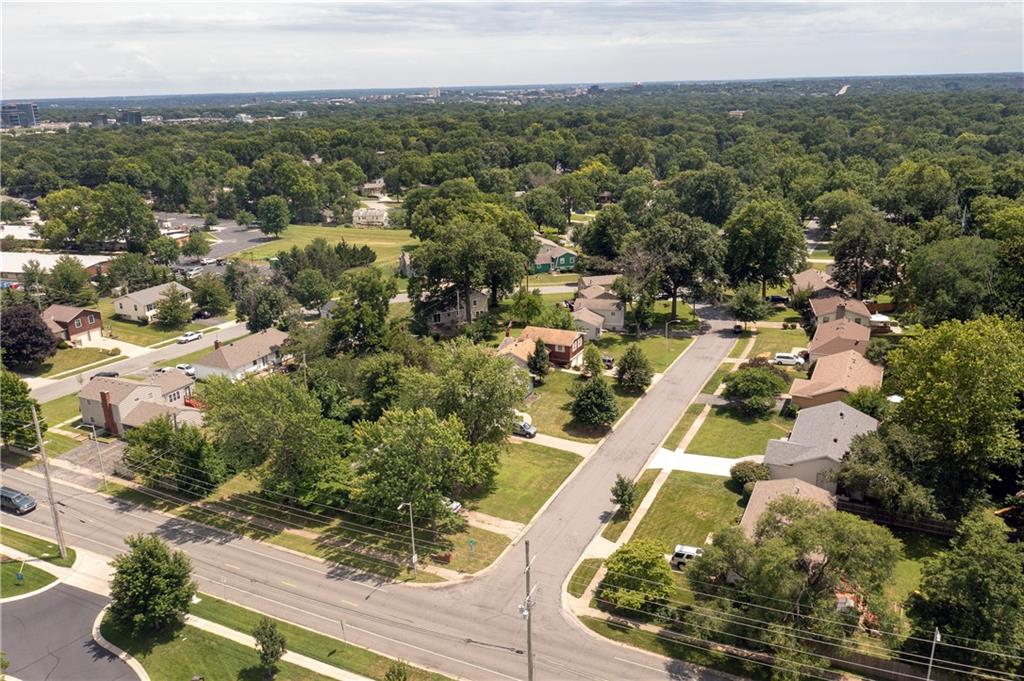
[616,345,653,392]
[598,540,674,614]
[570,375,619,427]
[731,460,771,489]
[722,366,787,416]
[109,534,196,634]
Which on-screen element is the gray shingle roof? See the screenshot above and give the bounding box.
[764,402,878,466]
[193,328,289,371]
[116,282,191,307]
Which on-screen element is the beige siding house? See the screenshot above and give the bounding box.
[113,282,192,323]
[193,328,290,382]
[790,350,883,408]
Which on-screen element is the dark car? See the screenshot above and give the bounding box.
[513,421,538,438]
[765,294,790,304]
[92,370,119,379]
[602,355,615,370]
[1,487,37,514]
[732,324,744,334]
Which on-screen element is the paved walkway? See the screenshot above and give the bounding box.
[523,432,596,457]
[464,511,524,540]
[647,448,763,476]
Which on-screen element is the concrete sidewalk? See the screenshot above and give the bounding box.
[647,448,763,476]
[523,432,596,457]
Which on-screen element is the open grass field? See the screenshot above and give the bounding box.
[97,298,203,347]
[523,370,637,443]
[601,468,661,542]
[662,403,706,451]
[0,559,56,596]
[0,527,76,567]
[22,347,119,378]
[101,621,335,681]
[686,407,794,458]
[237,225,416,266]
[592,333,692,374]
[471,442,580,524]
[191,595,451,681]
[749,327,808,358]
[632,472,745,553]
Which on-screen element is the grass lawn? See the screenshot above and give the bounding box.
[808,248,832,258]
[470,442,580,524]
[444,526,509,573]
[1,559,56,596]
[727,331,754,359]
[238,225,416,265]
[0,527,76,567]
[41,431,81,457]
[763,306,803,323]
[191,595,451,681]
[41,392,83,425]
[97,298,203,347]
[601,469,660,542]
[101,620,334,681]
[749,327,808,358]
[632,472,745,552]
[523,370,637,443]
[523,271,578,287]
[662,404,706,451]
[23,347,119,378]
[888,529,947,604]
[592,333,692,374]
[700,364,731,395]
[686,407,794,458]
[810,261,830,272]
[567,558,603,598]
[388,300,412,321]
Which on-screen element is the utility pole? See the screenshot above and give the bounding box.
[89,424,108,490]
[519,540,537,681]
[397,502,417,572]
[926,628,940,681]
[31,405,67,560]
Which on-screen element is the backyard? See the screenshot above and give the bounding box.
[523,370,637,442]
[686,406,794,458]
[470,442,580,524]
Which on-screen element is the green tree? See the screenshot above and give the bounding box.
[831,211,897,298]
[94,182,158,252]
[154,285,193,328]
[880,159,955,224]
[599,540,674,613]
[235,209,256,226]
[724,199,805,298]
[908,511,1024,674]
[507,288,546,323]
[582,344,605,378]
[811,189,872,229]
[253,617,287,675]
[257,195,291,237]
[570,375,618,427]
[523,186,566,230]
[107,252,170,293]
[148,235,180,265]
[329,267,398,354]
[180,231,211,259]
[123,418,225,497]
[906,237,999,326]
[843,386,889,420]
[1,369,44,450]
[616,345,653,392]
[239,284,289,332]
[190,273,231,316]
[356,353,406,421]
[0,199,30,221]
[47,255,97,306]
[642,214,725,320]
[729,460,770,490]
[578,204,633,259]
[610,474,637,515]
[291,268,332,312]
[728,283,770,328]
[527,339,550,379]
[722,366,787,416]
[670,164,741,226]
[109,534,196,635]
[0,304,59,369]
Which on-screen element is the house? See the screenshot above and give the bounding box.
[0,252,110,280]
[791,268,840,297]
[578,274,621,289]
[352,207,389,227]
[574,295,626,332]
[112,282,192,323]
[424,288,489,335]
[577,284,619,300]
[0,223,40,242]
[520,326,585,368]
[763,402,878,492]
[41,304,102,342]
[573,307,605,340]
[79,374,201,436]
[807,319,871,363]
[531,237,577,274]
[495,335,537,370]
[192,328,290,382]
[359,179,386,198]
[790,350,883,409]
[739,479,836,539]
[596,190,613,206]
[809,295,871,328]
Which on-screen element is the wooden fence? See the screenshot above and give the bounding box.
[837,500,957,537]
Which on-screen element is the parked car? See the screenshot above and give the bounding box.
[513,421,538,438]
[200,257,217,265]
[765,294,790,304]
[215,258,227,266]
[177,331,203,344]
[1,487,37,515]
[732,324,743,334]
[183,266,202,278]
[602,355,615,370]
[176,364,196,377]
[444,498,464,514]
[773,352,805,367]
[669,544,704,569]
[154,367,173,374]
[193,309,212,320]
[92,370,119,379]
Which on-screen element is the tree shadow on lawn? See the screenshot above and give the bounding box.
[100,617,185,659]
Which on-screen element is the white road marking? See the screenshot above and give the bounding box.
[615,657,667,674]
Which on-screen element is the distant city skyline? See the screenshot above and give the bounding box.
[2,1,1021,100]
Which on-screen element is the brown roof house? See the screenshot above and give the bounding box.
[578,274,621,289]
[809,296,871,328]
[41,304,102,342]
[739,479,836,539]
[495,335,537,370]
[790,350,883,409]
[807,319,871,363]
[572,307,605,340]
[520,326,585,368]
[763,402,878,492]
[193,328,290,382]
[791,268,840,297]
[79,373,201,436]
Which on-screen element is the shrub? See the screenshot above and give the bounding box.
[109,534,196,634]
[569,375,618,427]
[616,345,653,392]
[723,367,788,416]
[731,460,771,490]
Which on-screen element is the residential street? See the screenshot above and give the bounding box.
[3,314,738,681]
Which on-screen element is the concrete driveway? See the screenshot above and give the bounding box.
[1,583,138,681]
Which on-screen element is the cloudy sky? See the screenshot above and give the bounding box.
[2,1,1021,99]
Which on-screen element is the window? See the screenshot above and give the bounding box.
[87,315,95,324]
[433,313,442,323]
[555,344,564,352]
[133,304,138,311]
[74,318,82,328]
[472,299,478,307]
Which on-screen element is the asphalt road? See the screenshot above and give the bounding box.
[1,583,138,681]
[5,314,738,681]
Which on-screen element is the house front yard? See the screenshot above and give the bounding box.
[97,298,204,347]
[523,370,637,443]
[686,406,794,458]
[631,471,746,553]
[40,392,83,426]
[22,347,120,378]
[592,333,692,374]
[470,442,580,524]
[748,327,808,358]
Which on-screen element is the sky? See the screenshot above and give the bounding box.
[2,1,1022,99]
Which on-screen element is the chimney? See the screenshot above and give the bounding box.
[835,304,846,320]
[100,391,118,436]
[214,339,222,350]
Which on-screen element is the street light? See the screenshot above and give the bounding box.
[664,318,685,353]
[397,502,417,572]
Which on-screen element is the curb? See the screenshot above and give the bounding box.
[92,606,151,681]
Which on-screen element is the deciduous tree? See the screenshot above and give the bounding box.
[0,304,58,369]
[109,534,196,634]
[724,199,805,298]
[257,194,291,237]
[253,617,287,674]
[154,285,193,328]
[616,345,653,392]
[570,375,618,428]
[599,540,674,613]
[0,369,44,450]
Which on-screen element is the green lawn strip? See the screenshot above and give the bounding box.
[523,272,578,287]
[632,472,745,553]
[388,300,413,321]
[686,407,794,459]
[101,620,334,681]
[727,332,753,359]
[808,248,832,258]
[157,333,252,368]
[749,328,808,359]
[1,559,56,595]
[40,392,83,425]
[763,306,803,323]
[238,225,416,263]
[97,298,203,347]
[23,347,119,378]
[567,558,603,598]
[810,261,830,272]
[524,370,637,443]
[580,617,769,681]
[0,527,76,567]
[470,442,580,524]
[601,468,661,542]
[593,334,692,374]
[444,526,509,573]
[191,594,451,681]
[700,365,731,395]
[661,404,706,452]
[41,431,82,457]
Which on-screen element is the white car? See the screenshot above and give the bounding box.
[183,266,202,278]
[773,352,805,367]
[177,331,203,344]
[669,545,704,569]
[176,363,196,377]
[200,257,217,265]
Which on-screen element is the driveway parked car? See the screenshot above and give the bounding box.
[92,370,119,379]
[177,331,203,344]
[1,487,37,515]
[513,421,538,438]
[200,257,217,265]
[773,352,805,367]
[669,544,703,569]
[176,363,196,377]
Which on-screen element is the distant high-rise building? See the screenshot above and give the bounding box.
[92,113,110,127]
[428,87,441,98]
[1,102,40,128]
[116,109,143,125]
[288,110,307,119]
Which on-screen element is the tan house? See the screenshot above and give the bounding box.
[41,304,102,342]
[809,295,871,327]
[79,374,201,436]
[574,295,626,332]
[495,335,537,370]
[791,268,840,297]
[573,307,605,340]
[193,328,290,382]
[578,274,621,289]
[424,288,489,335]
[113,282,192,323]
[520,326,585,368]
[807,319,871,363]
[739,479,836,539]
[790,350,883,408]
[359,179,386,197]
[352,207,389,227]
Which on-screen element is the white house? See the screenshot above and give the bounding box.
[192,328,290,381]
[352,207,389,227]
[112,282,192,323]
[573,307,605,340]
[79,373,200,436]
